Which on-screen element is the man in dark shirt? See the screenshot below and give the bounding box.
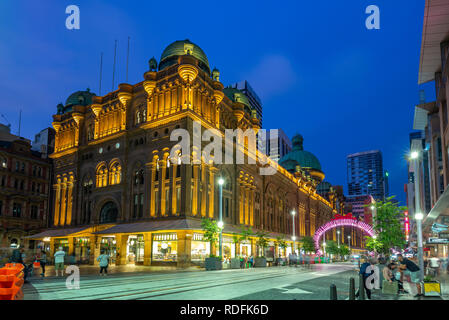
[397,254,422,297]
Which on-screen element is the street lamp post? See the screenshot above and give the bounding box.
[291,210,296,255]
[411,151,425,282]
[348,235,351,253]
[218,178,224,260]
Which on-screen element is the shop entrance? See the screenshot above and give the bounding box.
[100,236,117,264]
[240,242,251,257]
[127,235,144,264]
[74,237,90,264]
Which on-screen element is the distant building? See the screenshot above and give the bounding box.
[0,123,30,144]
[32,127,55,158]
[347,150,385,200]
[0,124,52,249]
[259,129,292,162]
[230,80,263,126]
[345,194,375,224]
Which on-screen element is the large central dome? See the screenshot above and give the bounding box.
[159,39,210,74]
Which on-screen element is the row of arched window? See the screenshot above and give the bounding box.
[96,161,122,187]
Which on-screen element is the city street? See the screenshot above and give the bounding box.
[22,263,446,300]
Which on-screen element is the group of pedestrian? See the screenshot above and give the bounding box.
[8,246,111,279]
[239,256,254,269]
[356,254,423,299]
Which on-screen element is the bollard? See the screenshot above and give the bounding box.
[330,284,337,300]
[358,274,365,300]
[349,277,355,300]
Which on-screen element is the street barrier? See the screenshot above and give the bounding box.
[349,277,355,300]
[330,284,337,300]
[0,263,25,300]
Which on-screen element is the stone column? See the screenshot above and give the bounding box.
[116,235,129,265]
[143,233,152,266]
[60,183,67,226]
[201,163,207,217]
[89,236,97,265]
[180,154,192,216]
[208,166,217,219]
[53,184,61,226]
[66,178,74,225]
[68,237,74,256]
[177,231,192,268]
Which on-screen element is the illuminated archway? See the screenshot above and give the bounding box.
[313,217,375,255]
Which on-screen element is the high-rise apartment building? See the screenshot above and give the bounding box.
[347,150,385,200]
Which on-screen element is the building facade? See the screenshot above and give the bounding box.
[347,150,385,201]
[410,0,449,258]
[29,40,338,267]
[229,80,263,127]
[0,125,51,249]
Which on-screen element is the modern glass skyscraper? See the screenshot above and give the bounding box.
[347,150,385,200]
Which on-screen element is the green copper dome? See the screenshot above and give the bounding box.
[159,39,210,74]
[58,88,96,115]
[223,87,253,114]
[65,88,96,106]
[279,134,322,172]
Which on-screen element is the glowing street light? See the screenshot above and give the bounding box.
[218,177,225,260]
[291,210,296,255]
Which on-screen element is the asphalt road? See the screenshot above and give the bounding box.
[23,263,367,300]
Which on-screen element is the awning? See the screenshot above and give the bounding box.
[424,184,449,227]
[93,219,203,235]
[25,227,90,239]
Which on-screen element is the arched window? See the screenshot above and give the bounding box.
[109,162,122,185]
[99,201,118,224]
[134,169,144,185]
[96,164,108,187]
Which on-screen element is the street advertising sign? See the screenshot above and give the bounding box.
[427,237,449,244]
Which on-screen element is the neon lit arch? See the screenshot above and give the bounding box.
[313,218,375,255]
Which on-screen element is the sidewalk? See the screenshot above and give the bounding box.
[28,263,204,279]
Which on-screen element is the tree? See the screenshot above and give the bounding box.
[275,236,287,257]
[201,218,220,258]
[338,244,350,257]
[301,236,315,254]
[239,226,254,243]
[365,236,383,253]
[324,240,339,255]
[368,196,407,254]
[256,231,269,257]
[232,233,240,257]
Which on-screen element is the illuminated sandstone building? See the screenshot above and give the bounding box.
[30,40,340,266]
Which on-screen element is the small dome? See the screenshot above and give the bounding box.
[279,134,322,172]
[223,87,253,114]
[58,89,96,115]
[65,88,96,107]
[317,181,332,195]
[159,39,210,74]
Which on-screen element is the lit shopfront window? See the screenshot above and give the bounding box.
[74,237,90,264]
[127,234,144,264]
[100,236,117,263]
[191,233,210,261]
[240,241,252,257]
[152,233,177,262]
[54,238,69,257]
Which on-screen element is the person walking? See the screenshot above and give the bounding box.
[54,247,66,277]
[355,257,375,299]
[97,251,110,276]
[39,250,47,277]
[397,254,422,297]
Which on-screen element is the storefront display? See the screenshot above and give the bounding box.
[127,234,144,264]
[222,237,235,261]
[54,238,69,253]
[152,233,177,262]
[100,236,117,264]
[191,233,210,261]
[240,242,252,257]
[74,237,90,264]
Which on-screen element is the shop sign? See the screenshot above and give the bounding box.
[153,233,177,241]
[427,237,449,244]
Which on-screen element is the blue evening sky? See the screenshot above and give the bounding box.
[0,1,434,205]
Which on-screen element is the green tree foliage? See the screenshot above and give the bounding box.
[301,236,316,253]
[365,236,383,253]
[275,236,287,256]
[201,218,220,257]
[256,231,269,257]
[239,226,254,243]
[324,240,339,255]
[338,244,350,256]
[368,196,407,254]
